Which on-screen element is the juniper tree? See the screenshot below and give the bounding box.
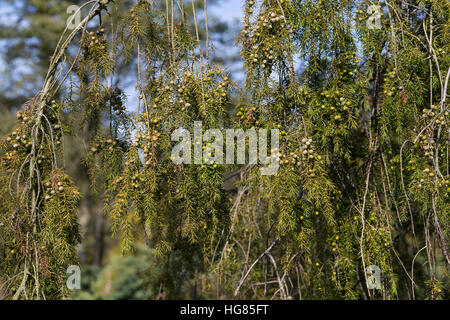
[0,0,448,300]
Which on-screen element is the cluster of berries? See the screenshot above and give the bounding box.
[82,28,107,57]
[421,104,447,125]
[44,181,65,200]
[236,106,260,128]
[110,87,126,115]
[90,137,124,154]
[418,135,436,161]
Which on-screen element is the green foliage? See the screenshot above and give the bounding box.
[0,0,448,300]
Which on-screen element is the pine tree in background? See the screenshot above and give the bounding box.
[0,0,448,300]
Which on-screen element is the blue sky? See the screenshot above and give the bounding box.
[211,0,243,23]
